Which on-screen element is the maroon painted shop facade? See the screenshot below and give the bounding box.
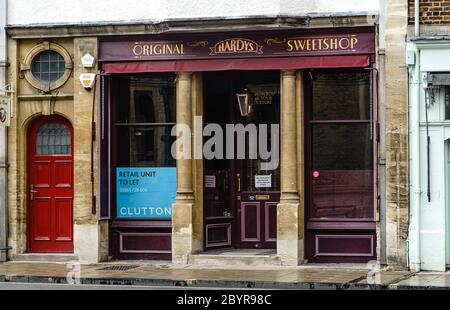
[98,26,378,263]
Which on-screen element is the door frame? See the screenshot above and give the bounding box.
[26,115,74,253]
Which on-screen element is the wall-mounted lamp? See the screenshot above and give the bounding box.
[236,88,254,118]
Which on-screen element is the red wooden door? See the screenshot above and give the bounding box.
[28,116,74,253]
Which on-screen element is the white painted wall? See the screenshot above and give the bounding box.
[7,0,379,26]
[409,43,450,271]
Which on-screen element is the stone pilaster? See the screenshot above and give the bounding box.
[385,0,409,268]
[73,37,101,263]
[277,70,303,265]
[172,72,197,264]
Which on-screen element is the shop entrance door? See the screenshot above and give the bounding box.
[305,70,376,263]
[27,116,74,253]
[203,71,280,250]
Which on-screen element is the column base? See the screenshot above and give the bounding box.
[277,202,304,266]
[172,201,197,264]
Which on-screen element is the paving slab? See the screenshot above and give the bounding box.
[0,262,427,290]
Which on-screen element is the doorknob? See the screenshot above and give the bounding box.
[30,184,38,201]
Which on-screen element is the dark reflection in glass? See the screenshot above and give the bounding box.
[312,72,370,121]
[310,71,373,220]
[117,126,175,168]
[116,76,175,124]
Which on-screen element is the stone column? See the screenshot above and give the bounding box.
[172,72,196,264]
[277,70,303,265]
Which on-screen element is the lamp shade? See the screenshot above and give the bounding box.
[236,89,254,117]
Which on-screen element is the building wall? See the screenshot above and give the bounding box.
[384,0,409,268]
[6,37,105,263]
[408,42,450,271]
[408,0,450,25]
[4,1,409,267]
[7,0,379,26]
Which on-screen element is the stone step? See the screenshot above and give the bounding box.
[188,252,281,267]
[11,253,78,263]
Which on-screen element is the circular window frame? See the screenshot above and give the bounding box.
[22,41,73,92]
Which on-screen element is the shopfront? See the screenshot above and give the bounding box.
[98,27,377,263]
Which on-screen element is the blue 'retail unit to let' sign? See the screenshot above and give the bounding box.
[116,167,176,219]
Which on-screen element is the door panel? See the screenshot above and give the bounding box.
[264,202,277,242]
[54,160,72,187]
[54,198,73,240]
[28,116,74,253]
[31,198,51,241]
[241,202,260,242]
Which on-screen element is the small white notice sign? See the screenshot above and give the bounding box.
[255,175,271,188]
[205,175,216,188]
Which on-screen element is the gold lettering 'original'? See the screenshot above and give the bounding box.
[133,43,185,57]
[286,36,358,53]
[210,38,263,55]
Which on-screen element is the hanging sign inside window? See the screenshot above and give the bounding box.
[255,175,272,188]
[116,167,176,219]
[0,95,10,127]
[247,84,278,105]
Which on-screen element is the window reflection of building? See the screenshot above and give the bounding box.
[116,75,175,168]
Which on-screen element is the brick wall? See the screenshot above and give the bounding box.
[408,0,450,24]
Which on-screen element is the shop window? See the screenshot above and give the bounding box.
[309,71,374,220]
[36,123,71,155]
[113,74,176,220]
[115,75,176,167]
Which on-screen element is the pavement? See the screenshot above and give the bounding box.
[0,261,449,289]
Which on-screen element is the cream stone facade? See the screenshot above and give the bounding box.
[383,0,409,268]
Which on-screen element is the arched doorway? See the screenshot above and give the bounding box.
[27,115,74,253]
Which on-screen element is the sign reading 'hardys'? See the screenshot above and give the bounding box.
[99,29,375,61]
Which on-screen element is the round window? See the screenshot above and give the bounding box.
[31,50,66,83]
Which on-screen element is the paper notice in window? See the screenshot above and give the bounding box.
[205,175,216,188]
[255,175,271,188]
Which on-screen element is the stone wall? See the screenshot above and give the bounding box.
[6,36,104,263]
[384,0,409,268]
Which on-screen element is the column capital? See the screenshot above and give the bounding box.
[281,69,297,76]
[177,71,193,80]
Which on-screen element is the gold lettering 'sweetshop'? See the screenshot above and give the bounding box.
[286,36,359,52]
[133,43,185,56]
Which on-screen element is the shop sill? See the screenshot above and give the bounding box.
[111,220,171,229]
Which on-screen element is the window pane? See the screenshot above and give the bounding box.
[31,51,65,83]
[311,123,373,219]
[36,123,71,155]
[116,126,175,167]
[312,72,370,121]
[116,75,176,123]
